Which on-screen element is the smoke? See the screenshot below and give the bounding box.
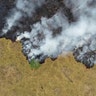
[2,0,45,35]
[1,0,96,67]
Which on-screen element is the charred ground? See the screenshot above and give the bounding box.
[0,0,96,68]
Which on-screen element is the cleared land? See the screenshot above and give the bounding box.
[0,38,96,96]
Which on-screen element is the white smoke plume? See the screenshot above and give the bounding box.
[2,0,45,34]
[1,0,96,67]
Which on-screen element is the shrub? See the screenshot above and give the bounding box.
[29,59,41,69]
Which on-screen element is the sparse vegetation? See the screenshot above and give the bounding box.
[29,59,41,69]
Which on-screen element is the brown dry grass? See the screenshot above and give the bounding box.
[0,38,96,96]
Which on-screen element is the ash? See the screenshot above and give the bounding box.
[73,47,96,68]
[73,36,96,68]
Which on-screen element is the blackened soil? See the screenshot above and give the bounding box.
[0,0,15,31]
[0,0,75,40]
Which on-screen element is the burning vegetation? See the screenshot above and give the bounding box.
[0,0,96,68]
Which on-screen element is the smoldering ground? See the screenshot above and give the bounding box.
[0,0,96,68]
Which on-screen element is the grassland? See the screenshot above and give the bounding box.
[0,38,96,96]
